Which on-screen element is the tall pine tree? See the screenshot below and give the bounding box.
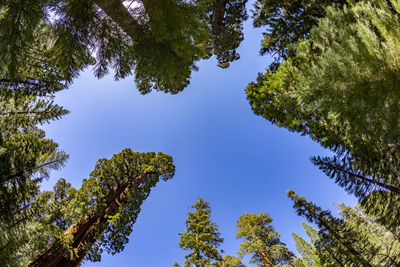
[287,190,380,266]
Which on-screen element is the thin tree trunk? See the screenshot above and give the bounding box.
[325,161,400,195]
[28,171,154,267]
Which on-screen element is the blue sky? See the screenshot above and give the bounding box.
[42,9,356,267]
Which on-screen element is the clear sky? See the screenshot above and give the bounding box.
[42,5,357,266]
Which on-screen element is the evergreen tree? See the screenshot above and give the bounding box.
[252,0,346,68]
[338,204,400,266]
[246,0,400,228]
[0,89,69,266]
[292,231,321,267]
[287,190,379,266]
[221,255,245,267]
[0,0,248,94]
[179,197,224,267]
[26,148,175,266]
[292,204,400,267]
[236,212,294,267]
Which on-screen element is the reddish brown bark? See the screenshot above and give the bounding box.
[211,0,228,35]
[28,171,154,267]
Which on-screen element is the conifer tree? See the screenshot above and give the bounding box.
[221,255,245,267]
[252,0,346,67]
[0,90,69,217]
[0,0,248,94]
[179,197,224,267]
[287,190,378,267]
[236,212,294,267]
[246,0,400,228]
[27,148,175,267]
[338,204,400,266]
[292,232,321,267]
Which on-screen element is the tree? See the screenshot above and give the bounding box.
[236,212,294,267]
[337,204,400,266]
[251,0,346,68]
[292,231,321,267]
[221,255,245,267]
[246,0,400,228]
[27,148,175,266]
[0,0,248,94]
[287,190,379,267]
[178,197,224,267]
[292,203,400,267]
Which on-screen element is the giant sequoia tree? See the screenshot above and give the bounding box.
[247,0,400,228]
[25,148,175,266]
[1,0,248,94]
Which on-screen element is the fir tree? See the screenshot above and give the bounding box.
[292,232,321,267]
[0,89,69,229]
[27,148,175,266]
[287,190,378,267]
[236,212,294,267]
[179,197,224,267]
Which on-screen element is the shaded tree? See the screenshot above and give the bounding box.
[1,0,248,94]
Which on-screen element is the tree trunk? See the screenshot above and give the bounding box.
[92,0,144,41]
[325,161,400,195]
[259,249,274,267]
[28,171,154,267]
[211,0,227,35]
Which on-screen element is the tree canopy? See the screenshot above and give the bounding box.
[0,0,248,94]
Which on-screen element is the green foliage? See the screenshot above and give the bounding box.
[288,190,381,266]
[247,0,400,230]
[292,204,400,267]
[0,0,248,94]
[0,88,68,247]
[236,212,294,266]
[292,232,321,267]
[338,204,400,266]
[252,0,346,66]
[68,148,175,262]
[2,149,174,266]
[179,197,224,267]
[221,255,245,267]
